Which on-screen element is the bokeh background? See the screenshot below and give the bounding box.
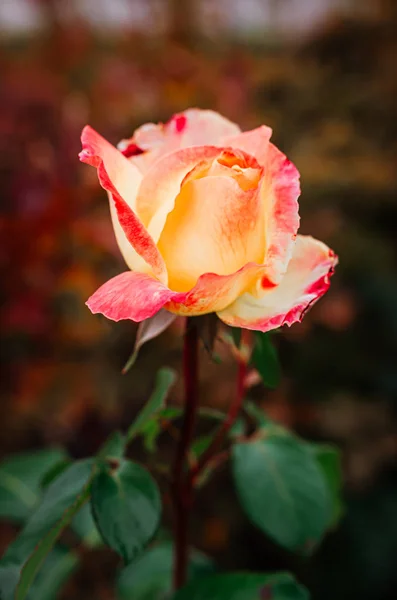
[1,0,397,598]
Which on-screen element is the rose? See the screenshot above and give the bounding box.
[79,109,337,332]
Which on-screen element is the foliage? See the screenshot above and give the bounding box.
[0,330,343,599]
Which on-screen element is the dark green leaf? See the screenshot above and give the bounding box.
[196,314,219,358]
[15,481,91,600]
[98,431,126,461]
[310,443,343,527]
[252,332,281,389]
[230,327,242,348]
[140,406,244,454]
[172,571,309,600]
[26,547,78,600]
[1,459,94,567]
[232,436,332,554]
[91,459,161,563]
[229,417,246,438]
[191,435,213,459]
[40,460,71,490]
[243,400,269,428]
[117,542,214,600]
[140,407,181,453]
[122,310,176,373]
[127,368,177,442]
[0,449,68,523]
[72,502,102,548]
[0,564,20,600]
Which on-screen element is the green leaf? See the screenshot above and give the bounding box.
[172,571,309,600]
[230,327,242,348]
[72,502,102,548]
[117,542,214,600]
[122,310,176,373]
[15,481,91,600]
[309,443,343,527]
[1,459,94,566]
[0,449,68,524]
[251,332,281,389]
[140,407,182,453]
[127,368,177,442]
[243,400,269,428]
[40,460,71,490]
[26,546,78,600]
[91,459,161,563]
[191,435,213,459]
[0,564,20,599]
[98,431,126,461]
[232,435,332,554]
[196,314,219,358]
[141,406,243,455]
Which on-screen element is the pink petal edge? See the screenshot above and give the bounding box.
[79,126,167,281]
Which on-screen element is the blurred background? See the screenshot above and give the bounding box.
[1,0,397,598]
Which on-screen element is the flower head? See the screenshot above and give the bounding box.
[79,109,337,332]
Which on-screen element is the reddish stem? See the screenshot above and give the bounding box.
[172,317,199,591]
[190,329,250,485]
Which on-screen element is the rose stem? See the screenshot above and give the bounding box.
[172,316,200,590]
[189,328,250,486]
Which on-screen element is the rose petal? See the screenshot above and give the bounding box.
[216,235,337,332]
[119,109,241,174]
[87,263,266,323]
[168,108,241,146]
[260,143,301,284]
[79,126,167,282]
[223,125,273,165]
[86,272,177,322]
[137,145,226,240]
[166,263,265,316]
[225,126,300,284]
[158,175,265,292]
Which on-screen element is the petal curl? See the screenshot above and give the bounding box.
[79,126,167,282]
[86,272,177,322]
[87,264,265,322]
[118,109,241,174]
[169,109,241,147]
[225,126,300,284]
[158,176,265,292]
[223,125,273,165]
[216,235,337,332]
[260,143,300,284]
[136,146,223,239]
[166,263,265,316]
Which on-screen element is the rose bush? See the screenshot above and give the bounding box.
[79,108,337,331]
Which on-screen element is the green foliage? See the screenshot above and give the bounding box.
[0,340,342,600]
[309,443,343,527]
[15,484,90,600]
[140,406,182,453]
[0,564,20,600]
[71,502,102,548]
[0,449,68,523]
[91,459,161,564]
[26,547,79,600]
[98,430,126,460]
[1,459,94,565]
[117,542,214,600]
[229,327,242,348]
[0,459,94,600]
[172,571,309,600]
[127,367,177,442]
[232,435,333,554]
[251,332,281,389]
